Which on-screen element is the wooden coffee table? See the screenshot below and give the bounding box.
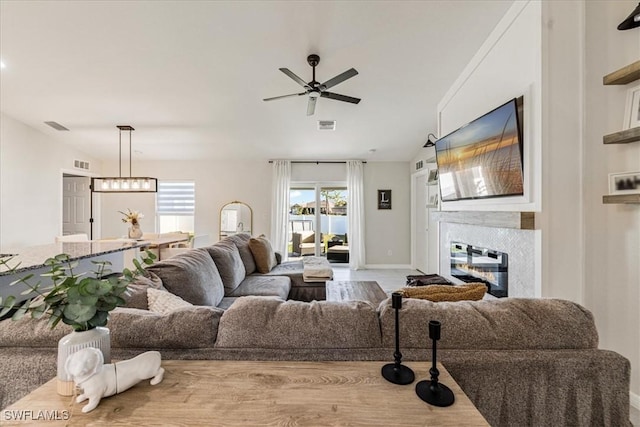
[326,280,389,306]
[2,360,488,426]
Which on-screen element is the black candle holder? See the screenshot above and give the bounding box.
[415,320,455,407]
[381,292,415,385]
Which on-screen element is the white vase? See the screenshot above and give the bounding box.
[57,327,110,396]
[128,224,143,239]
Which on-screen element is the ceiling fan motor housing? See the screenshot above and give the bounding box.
[307,54,320,67]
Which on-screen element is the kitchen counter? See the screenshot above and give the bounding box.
[0,240,147,275]
[0,240,148,304]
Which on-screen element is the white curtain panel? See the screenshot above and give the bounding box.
[346,160,366,269]
[269,160,291,259]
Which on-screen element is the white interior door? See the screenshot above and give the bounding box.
[62,176,91,236]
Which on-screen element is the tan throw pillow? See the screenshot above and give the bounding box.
[397,283,486,302]
[147,288,193,314]
[248,235,277,273]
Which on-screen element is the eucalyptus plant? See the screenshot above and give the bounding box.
[0,251,156,332]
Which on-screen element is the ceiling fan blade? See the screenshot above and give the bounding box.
[307,97,317,116]
[263,92,306,102]
[321,68,358,90]
[279,68,310,89]
[320,91,361,104]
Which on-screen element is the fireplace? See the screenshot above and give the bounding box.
[450,242,508,297]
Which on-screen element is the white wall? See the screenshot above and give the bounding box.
[0,113,102,251]
[364,162,411,266]
[583,0,640,404]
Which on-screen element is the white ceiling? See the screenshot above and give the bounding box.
[0,1,513,162]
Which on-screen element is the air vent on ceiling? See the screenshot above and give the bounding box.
[317,120,336,131]
[415,160,424,171]
[44,121,69,131]
[74,160,90,170]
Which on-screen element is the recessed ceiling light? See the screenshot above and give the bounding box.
[0,61,6,69]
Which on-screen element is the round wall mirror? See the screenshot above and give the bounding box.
[220,201,252,239]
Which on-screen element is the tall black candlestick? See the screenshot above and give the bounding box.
[415,320,455,407]
[381,292,415,385]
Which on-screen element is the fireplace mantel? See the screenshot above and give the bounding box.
[432,211,535,230]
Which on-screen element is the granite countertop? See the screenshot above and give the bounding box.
[0,240,148,276]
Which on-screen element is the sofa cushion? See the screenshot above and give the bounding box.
[217,297,240,311]
[248,236,277,273]
[215,296,381,349]
[147,288,193,314]
[0,304,223,349]
[146,248,224,306]
[206,242,246,293]
[257,260,325,301]
[0,317,72,347]
[109,306,222,348]
[378,297,599,350]
[397,283,486,302]
[225,233,256,275]
[225,275,290,299]
[122,271,166,309]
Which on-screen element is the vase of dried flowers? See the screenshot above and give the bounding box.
[120,209,144,239]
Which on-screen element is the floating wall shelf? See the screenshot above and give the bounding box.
[603,60,640,85]
[602,194,640,204]
[603,127,640,144]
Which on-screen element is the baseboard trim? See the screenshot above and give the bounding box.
[363,264,413,269]
[631,391,640,410]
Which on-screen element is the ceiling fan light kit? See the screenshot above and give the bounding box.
[264,54,361,116]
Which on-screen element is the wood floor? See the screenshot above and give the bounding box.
[329,264,640,425]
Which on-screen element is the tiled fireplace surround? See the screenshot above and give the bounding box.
[439,222,540,298]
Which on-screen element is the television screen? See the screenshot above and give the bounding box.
[435,98,524,202]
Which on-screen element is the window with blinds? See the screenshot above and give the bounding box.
[157,181,195,233]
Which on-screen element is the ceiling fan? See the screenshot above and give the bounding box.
[263,54,360,116]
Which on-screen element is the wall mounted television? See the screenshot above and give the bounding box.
[435,97,524,202]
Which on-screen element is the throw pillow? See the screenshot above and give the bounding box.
[397,283,486,302]
[206,242,246,293]
[225,233,257,275]
[146,248,225,306]
[122,271,166,310]
[248,235,277,273]
[147,288,193,315]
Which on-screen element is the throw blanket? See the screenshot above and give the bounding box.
[397,283,486,302]
[302,256,334,282]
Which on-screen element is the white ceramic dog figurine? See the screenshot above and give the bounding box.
[65,348,165,413]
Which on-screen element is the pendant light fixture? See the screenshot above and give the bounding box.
[91,125,158,193]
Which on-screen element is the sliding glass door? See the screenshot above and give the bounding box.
[289,184,348,260]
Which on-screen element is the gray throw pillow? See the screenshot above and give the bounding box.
[225,233,257,275]
[206,242,246,293]
[146,248,224,306]
[122,271,166,310]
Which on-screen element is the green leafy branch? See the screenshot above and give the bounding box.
[0,250,156,331]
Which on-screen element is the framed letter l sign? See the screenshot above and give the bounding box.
[378,189,392,209]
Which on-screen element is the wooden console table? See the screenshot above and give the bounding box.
[3,360,488,426]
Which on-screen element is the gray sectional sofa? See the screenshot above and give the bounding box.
[0,234,632,426]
